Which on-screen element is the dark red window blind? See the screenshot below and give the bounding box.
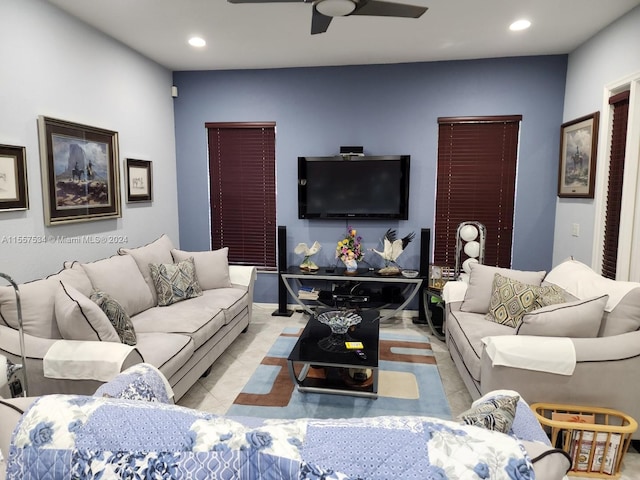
[434,116,522,269]
[206,123,276,268]
[602,91,630,279]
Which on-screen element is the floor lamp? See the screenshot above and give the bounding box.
[0,272,28,397]
[454,221,486,278]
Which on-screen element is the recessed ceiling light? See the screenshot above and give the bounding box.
[188,37,206,48]
[509,19,531,31]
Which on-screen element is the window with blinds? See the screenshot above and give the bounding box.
[206,123,276,269]
[602,91,630,279]
[434,116,522,269]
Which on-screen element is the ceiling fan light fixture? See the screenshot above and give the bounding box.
[315,0,356,17]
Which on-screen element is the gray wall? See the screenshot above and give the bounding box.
[553,6,640,268]
[173,56,568,302]
[0,0,179,283]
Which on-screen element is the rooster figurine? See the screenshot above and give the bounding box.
[294,241,321,272]
[371,229,415,275]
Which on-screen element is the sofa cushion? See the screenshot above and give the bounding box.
[55,283,120,342]
[446,308,514,382]
[171,247,232,290]
[82,255,154,316]
[599,287,640,336]
[133,332,194,382]
[118,234,175,306]
[149,257,203,306]
[461,263,546,314]
[132,295,226,350]
[90,291,137,346]
[516,295,608,338]
[202,288,249,325]
[544,258,640,336]
[459,394,519,433]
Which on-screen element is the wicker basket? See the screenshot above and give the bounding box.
[531,403,638,479]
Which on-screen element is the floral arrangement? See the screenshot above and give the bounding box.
[335,227,364,263]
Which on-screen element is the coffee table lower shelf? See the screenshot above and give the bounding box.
[287,362,379,399]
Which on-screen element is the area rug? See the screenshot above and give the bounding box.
[226,327,452,420]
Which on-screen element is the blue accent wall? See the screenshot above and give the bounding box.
[173,56,567,303]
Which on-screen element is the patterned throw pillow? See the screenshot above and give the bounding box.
[459,395,520,433]
[149,257,203,307]
[90,290,137,346]
[534,284,566,308]
[485,274,542,327]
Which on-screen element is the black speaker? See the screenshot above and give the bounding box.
[272,225,294,316]
[416,228,431,323]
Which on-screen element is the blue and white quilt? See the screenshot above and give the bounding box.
[7,395,535,479]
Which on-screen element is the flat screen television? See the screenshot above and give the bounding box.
[298,155,410,219]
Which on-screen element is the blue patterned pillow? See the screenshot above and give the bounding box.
[458,395,519,433]
[90,290,137,346]
[149,257,203,306]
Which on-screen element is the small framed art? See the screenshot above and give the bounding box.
[558,112,599,198]
[0,144,29,211]
[126,158,152,203]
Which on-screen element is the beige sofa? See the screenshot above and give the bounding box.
[0,235,256,401]
[444,259,640,439]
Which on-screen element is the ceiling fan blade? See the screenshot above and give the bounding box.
[351,0,427,18]
[227,0,303,3]
[311,6,333,34]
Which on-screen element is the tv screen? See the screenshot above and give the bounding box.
[298,155,410,219]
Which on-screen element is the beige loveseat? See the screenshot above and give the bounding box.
[0,235,256,401]
[444,259,640,439]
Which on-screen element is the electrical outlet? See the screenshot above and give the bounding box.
[571,223,580,237]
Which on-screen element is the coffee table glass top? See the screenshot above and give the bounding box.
[288,308,379,369]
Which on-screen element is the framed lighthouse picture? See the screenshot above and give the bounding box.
[557,112,599,198]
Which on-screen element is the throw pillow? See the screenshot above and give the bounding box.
[534,284,567,308]
[460,263,546,314]
[171,247,232,290]
[149,257,203,306]
[82,254,154,316]
[90,290,137,346]
[516,295,608,338]
[118,234,175,306]
[54,283,120,342]
[458,395,520,433]
[486,274,543,327]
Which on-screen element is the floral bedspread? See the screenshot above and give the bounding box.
[7,395,535,479]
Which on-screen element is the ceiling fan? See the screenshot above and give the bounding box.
[227,0,428,35]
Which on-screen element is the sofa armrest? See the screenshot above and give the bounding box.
[229,265,257,290]
[572,330,640,361]
[0,325,57,360]
[442,280,468,303]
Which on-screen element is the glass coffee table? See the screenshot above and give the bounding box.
[287,309,380,398]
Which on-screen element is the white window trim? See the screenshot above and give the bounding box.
[592,72,640,281]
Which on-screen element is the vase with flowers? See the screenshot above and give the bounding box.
[336,227,364,275]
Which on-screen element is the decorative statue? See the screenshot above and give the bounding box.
[371,228,415,275]
[294,241,321,271]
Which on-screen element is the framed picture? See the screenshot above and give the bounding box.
[38,116,121,225]
[125,158,152,203]
[558,112,599,198]
[0,144,29,211]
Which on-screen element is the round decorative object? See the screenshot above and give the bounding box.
[462,257,478,274]
[459,224,479,242]
[401,269,419,278]
[463,240,481,258]
[317,310,362,334]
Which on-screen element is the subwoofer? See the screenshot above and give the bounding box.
[416,228,431,323]
[272,225,294,316]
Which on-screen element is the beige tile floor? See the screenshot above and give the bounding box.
[178,303,640,479]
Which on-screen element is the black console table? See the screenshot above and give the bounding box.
[279,266,423,322]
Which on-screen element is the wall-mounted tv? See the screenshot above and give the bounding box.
[298,155,410,219]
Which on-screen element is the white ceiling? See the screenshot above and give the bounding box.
[46,0,640,71]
